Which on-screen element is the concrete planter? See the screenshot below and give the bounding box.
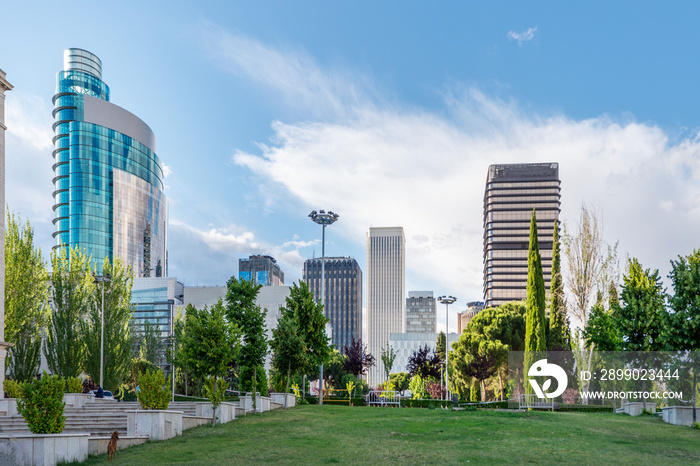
[126,410,183,441]
[240,395,271,413]
[63,393,93,408]
[270,393,296,408]
[621,402,656,416]
[194,402,236,424]
[0,398,18,416]
[661,406,700,427]
[0,433,89,466]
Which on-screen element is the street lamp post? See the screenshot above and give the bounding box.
[93,274,111,388]
[309,209,339,406]
[437,295,456,402]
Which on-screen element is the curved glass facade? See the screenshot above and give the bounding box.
[53,49,167,277]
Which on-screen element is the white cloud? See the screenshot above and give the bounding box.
[508,26,538,45]
[204,30,700,302]
[167,219,313,285]
[5,91,55,234]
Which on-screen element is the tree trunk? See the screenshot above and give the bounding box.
[481,379,486,402]
[498,368,504,401]
[303,374,306,401]
[253,365,257,412]
[285,361,291,409]
[211,404,217,427]
[693,371,697,425]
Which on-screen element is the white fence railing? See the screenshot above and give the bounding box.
[518,394,555,411]
[366,390,401,407]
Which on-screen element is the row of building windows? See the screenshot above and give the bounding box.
[487,181,560,189]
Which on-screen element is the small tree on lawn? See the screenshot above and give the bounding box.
[381,345,397,381]
[202,376,228,427]
[179,301,240,426]
[225,277,267,412]
[344,337,375,379]
[270,313,306,408]
[406,344,441,380]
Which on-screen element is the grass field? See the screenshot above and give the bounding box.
[78,405,700,465]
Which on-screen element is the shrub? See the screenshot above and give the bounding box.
[409,374,437,399]
[562,388,579,404]
[3,379,20,398]
[65,376,83,393]
[137,369,171,410]
[426,381,446,400]
[17,372,66,434]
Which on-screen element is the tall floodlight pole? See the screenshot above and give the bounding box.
[309,209,339,406]
[438,295,456,402]
[93,274,111,388]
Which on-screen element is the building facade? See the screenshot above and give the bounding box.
[456,301,485,334]
[483,163,561,308]
[405,291,436,333]
[52,49,167,276]
[366,227,406,387]
[303,257,362,352]
[239,255,284,286]
[0,69,12,389]
[131,277,184,373]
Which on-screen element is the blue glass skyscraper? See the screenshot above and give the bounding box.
[53,49,167,276]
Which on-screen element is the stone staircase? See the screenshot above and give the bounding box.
[0,400,204,437]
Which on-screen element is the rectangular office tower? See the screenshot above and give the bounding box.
[366,227,406,388]
[303,257,362,352]
[406,291,436,333]
[483,163,561,308]
[239,255,284,286]
[52,49,167,276]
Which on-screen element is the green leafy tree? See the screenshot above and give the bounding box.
[524,211,547,396]
[525,210,547,353]
[279,281,331,376]
[202,375,228,427]
[44,246,94,378]
[666,250,700,422]
[83,257,135,390]
[436,332,446,363]
[666,250,700,350]
[463,303,526,399]
[4,212,49,382]
[452,332,505,402]
[180,301,240,381]
[17,372,66,434]
[167,307,195,396]
[137,369,170,410]
[388,372,410,395]
[381,345,398,380]
[616,258,668,352]
[270,313,306,407]
[322,349,348,388]
[225,277,268,407]
[548,220,569,350]
[583,301,621,351]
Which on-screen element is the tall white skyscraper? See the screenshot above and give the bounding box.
[366,227,405,387]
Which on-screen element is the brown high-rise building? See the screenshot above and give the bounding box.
[483,163,561,308]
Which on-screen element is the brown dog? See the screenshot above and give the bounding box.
[107,430,119,461]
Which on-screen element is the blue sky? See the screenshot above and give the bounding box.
[4,1,700,332]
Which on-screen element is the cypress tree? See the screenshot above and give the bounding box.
[548,220,568,350]
[525,210,547,353]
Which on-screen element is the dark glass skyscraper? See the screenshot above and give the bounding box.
[483,163,561,308]
[52,49,167,276]
[303,257,362,352]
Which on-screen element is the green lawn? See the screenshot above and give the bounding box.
[78,405,700,465]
